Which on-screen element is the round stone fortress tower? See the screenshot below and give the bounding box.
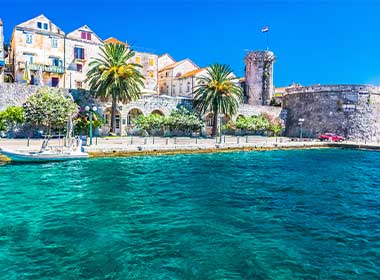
[244,51,275,105]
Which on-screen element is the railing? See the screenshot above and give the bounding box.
[29,63,64,74]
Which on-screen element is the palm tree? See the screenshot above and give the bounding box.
[87,43,144,133]
[193,64,243,137]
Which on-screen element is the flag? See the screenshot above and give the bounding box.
[23,62,31,84]
[261,26,269,33]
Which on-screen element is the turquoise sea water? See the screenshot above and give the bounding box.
[0,149,379,279]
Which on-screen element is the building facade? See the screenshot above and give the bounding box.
[65,25,103,90]
[0,18,4,82]
[157,56,199,96]
[9,14,65,87]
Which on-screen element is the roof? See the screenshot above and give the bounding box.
[160,58,198,71]
[179,68,204,78]
[104,37,128,46]
[159,53,175,60]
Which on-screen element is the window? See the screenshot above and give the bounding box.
[26,33,33,44]
[51,58,61,66]
[115,115,120,129]
[149,71,154,78]
[24,54,34,64]
[51,77,59,87]
[172,85,176,95]
[165,72,168,77]
[37,22,42,29]
[81,32,92,40]
[179,83,182,94]
[30,75,35,85]
[75,81,83,88]
[51,38,58,48]
[43,23,48,30]
[76,64,83,72]
[135,56,141,64]
[149,58,154,66]
[74,47,85,59]
[186,82,191,92]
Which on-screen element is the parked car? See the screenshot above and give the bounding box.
[319,133,345,142]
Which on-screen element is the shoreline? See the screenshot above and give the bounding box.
[86,142,330,158]
[1,137,380,162]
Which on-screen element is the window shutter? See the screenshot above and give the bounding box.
[87,33,91,40]
[74,47,78,59]
[82,48,85,59]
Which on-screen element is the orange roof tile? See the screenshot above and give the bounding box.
[179,68,204,78]
[104,37,128,46]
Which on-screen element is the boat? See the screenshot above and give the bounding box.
[0,116,89,163]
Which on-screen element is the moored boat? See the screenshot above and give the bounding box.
[0,115,89,163]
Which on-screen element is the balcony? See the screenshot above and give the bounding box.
[29,63,64,74]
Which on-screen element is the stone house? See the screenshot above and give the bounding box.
[173,68,206,98]
[65,25,103,90]
[9,14,66,87]
[0,18,4,82]
[104,37,158,93]
[157,56,199,96]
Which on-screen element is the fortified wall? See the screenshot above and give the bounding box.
[282,85,380,141]
[245,51,275,105]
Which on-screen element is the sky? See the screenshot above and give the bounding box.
[1,0,379,87]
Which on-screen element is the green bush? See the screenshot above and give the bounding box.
[132,107,203,136]
[0,106,25,132]
[222,113,284,136]
[74,109,104,135]
[23,87,78,134]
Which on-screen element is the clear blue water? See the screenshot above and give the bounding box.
[0,149,379,279]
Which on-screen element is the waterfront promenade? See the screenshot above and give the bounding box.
[0,136,326,159]
[2,136,379,161]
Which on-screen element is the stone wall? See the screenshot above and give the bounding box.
[0,83,284,136]
[0,83,71,111]
[282,85,380,140]
[245,51,275,105]
[236,104,283,120]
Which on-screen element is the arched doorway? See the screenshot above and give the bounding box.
[205,113,214,127]
[151,109,165,116]
[103,107,122,135]
[127,108,143,126]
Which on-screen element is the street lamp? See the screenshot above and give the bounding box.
[85,105,97,146]
[298,118,304,140]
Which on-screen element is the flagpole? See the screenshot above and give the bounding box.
[266,32,269,51]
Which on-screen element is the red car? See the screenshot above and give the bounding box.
[319,133,345,142]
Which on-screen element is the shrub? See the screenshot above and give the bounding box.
[132,107,203,136]
[23,87,78,134]
[74,108,104,135]
[0,106,24,132]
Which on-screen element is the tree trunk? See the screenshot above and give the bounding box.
[211,111,218,137]
[110,98,117,134]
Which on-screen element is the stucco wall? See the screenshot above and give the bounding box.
[282,85,380,140]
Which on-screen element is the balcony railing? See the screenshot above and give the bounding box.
[29,63,64,74]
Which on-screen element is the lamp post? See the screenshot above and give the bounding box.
[298,118,304,140]
[85,105,97,146]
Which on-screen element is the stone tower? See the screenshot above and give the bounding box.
[0,18,4,83]
[244,51,275,105]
